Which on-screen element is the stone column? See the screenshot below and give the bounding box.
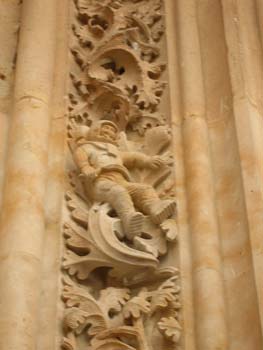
[0,0,21,207]
[37,0,69,348]
[164,1,196,349]
[0,1,56,349]
[177,1,228,349]
[222,0,263,335]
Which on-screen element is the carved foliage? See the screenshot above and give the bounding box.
[62,0,182,349]
[62,273,181,350]
[68,0,167,134]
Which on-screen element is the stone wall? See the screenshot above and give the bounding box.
[0,1,262,350]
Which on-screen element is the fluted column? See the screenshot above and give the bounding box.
[222,0,263,335]
[36,0,69,349]
[0,0,21,207]
[164,1,196,349]
[0,1,56,349]
[177,1,228,349]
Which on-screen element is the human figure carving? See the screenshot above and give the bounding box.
[73,120,176,239]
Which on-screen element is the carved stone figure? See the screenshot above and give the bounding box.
[73,120,176,239]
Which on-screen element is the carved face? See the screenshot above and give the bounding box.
[99,123,118,142]
[87,120,119,144]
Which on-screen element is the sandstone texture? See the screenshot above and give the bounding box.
[0,1,262,350]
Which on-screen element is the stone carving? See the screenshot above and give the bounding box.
[62,272,181,350]
[72,120,176,239]
[68,0,167,134]
[62,0,182,349]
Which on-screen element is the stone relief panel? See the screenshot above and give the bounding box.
[62,0,182,349]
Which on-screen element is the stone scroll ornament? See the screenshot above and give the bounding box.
[62,0,182,349]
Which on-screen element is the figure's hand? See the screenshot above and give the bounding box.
[148,156,167,169]
[81,168,101,182]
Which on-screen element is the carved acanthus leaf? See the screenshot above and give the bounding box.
[64,199,159,281]
[98,287,131,319]
[133,219,168,257]
[123,290,151,319]
[62,273,180,350]
[150,275,181,312]
[62,278,108,337]
[158,317,182,343]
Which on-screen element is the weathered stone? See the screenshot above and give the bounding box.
[0,1,262,350]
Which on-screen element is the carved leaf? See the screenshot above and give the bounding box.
[160,219,178,242]
[133,235,167,258]
[123,290,151,319]
[64,307,91,334]
[150,276,180,312]
[61,336,76,350]
[65,190,90,221]
[64,223,91,252]
[64,204,158,281]
[62,279,108,336]
[123,267,178,287]
[133,222,167,258]
[158,316,182,343]
[63,281,98,311]
[63,249,113,280]
[98,287,131,317]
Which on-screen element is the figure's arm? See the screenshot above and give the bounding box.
[74,146,92,174]
[73,147,100,181]
[121,151,166,170]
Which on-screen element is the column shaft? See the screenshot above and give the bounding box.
[37,0,69,348]
[222,0,263,336]
[0,1,56,349]
[164,1,196,349]
[177,1,228,349]
[0,0,21,207]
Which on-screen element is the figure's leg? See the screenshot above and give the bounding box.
[94,180,144,239]
[126,183,176,225]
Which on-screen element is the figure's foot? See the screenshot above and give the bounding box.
[124,212,144,240]
[150,200,176,225]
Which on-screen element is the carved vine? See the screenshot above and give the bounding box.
[62,1,182,349]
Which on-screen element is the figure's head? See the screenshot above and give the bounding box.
[87,120,119,144]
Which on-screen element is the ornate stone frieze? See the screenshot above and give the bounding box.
[62,273,181,350]
[62,0,181,349]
